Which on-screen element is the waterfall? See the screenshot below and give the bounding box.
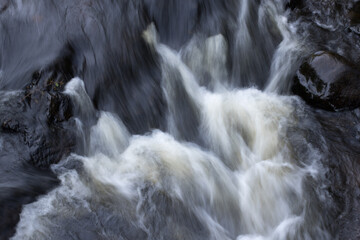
[7,0,340,239]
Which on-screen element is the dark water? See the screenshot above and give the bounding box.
[0,0,359,239]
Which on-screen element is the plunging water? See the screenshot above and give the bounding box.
[8,0,338,239]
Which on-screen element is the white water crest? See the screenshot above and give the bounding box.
[12,1,332,240]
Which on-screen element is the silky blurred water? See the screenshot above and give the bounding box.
[1,0,354,239]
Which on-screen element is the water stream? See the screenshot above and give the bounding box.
[1,0,355,239]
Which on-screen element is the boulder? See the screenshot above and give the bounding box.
[292,51,360,111]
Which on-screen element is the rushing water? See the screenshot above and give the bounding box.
[1,0,359,239]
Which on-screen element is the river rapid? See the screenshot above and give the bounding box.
[0,0,360,239]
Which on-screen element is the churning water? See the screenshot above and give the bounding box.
[6,0,342,239]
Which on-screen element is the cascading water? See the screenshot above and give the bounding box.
[1,0,357,239]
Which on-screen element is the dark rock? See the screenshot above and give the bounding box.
[292,51,360,111]
[287,0,360,65]
[0,47,79,239]
[2,119,24,133]
[143,0,239,50]
[0,164,59,240]
[287,104,360,239]
[285,0,304,10]
[48,93,73,123]
[349,1,360,25]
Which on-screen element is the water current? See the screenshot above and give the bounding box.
[0,0,358,239]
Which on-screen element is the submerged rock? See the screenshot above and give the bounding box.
[292,51,360,111]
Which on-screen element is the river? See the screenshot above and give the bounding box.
[1,0,359,239]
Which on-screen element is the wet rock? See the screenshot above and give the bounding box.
[349,1,360,25]
[313,109,360,239]
[48,93,73,123]
[1,119,24,133]
[143,0,239,50]
[292,51,360,111]
[287,103,360,239]
[285,0,304,10]
[286,0,360,64]
[348,1,360,34]
[0,49,79,239]
[0,164,59,240]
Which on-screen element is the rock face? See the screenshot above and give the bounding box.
[292,51,360,111]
